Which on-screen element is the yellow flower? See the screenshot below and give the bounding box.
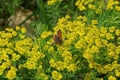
[89,62,95,68]
[88,3,96,9]
[75,38,86,49]
[99,78,103,80]
[95,38,102,48]
[62,50,72,58]
[12,53,21,61]
[96,8,102,14]
[64,56,73,64]
[115,70,120,77]
[39,52,45,59]
[106,43,116,52]
[115,46,120,54]
[96,64,105,73]
[0,31,6,38]
[11,66,17,71]
[101,27,107,34]
[6,66,17,80]
[90,45,99,53]
[106,0,114,10]
[14,47,25,55]
[41,31,53,39]
[101,39,108,45]
[115,29,120,36]
[100,33,106,38]
[106,33,114,40]
[21,27,26,33]
[6,33,12,38]
[2,61,11,68]
[0,65,6,75]
[75,41,82,49]
[91,20,98,25]
[39,73,48,80]
[108,75,116,80]
[18,64,23,69]
[83,48,93,60]
[103,64,113,72]
[67,63,76,72]
[16,26,20,30]
[49,59,56,67]
[84,52,93,61]
[75,0,92,11]
[114,1,119,5]
[115,6,120,11]
[32,44,39,51]
[5,28,13,32]
[48,46,54,52]
[117,37,120,45]
[109,26,116,33]
[19,34,26,39]
[107,51,115,57]
[12,31,17,36]
[55,61,65,71]
[80,5,86,11]
[82,16,87,22]
[0,39,8,46]
[24,61,36,69]
[1,53,9,61]
[52,70,62,80]
[85,36,93,44]
[47,0,60,5]
[114,55,119,60]
[65,15,71,19]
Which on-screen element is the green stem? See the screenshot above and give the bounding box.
[70,0,75,11]
[36,0,48,25]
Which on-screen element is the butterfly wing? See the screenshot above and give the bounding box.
[53,30,63,45]
[57,30,62,40]
[53,34,59,45]
[57,30,62,44]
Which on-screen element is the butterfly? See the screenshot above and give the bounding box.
[53,29,63,45]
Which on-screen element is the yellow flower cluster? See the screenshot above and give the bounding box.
[6,66,17,80]
[44,15,120,79]
[41,31,53,39]
[0,26,46,80]
[0,5,120,79]
[106,0,120,10]
[52,70,62,80]
[47,0,62,6]
[24,51,45,70]
[49,50,76,72]
[108,75,116,80]
[75,0,94,11]
[75,0,120,14]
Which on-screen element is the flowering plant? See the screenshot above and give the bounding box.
[0,0,120,80]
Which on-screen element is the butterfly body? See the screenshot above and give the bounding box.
[53,30,62,45]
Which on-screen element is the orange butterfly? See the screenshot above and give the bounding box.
[53,30,63,45]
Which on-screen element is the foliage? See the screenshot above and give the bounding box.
[0,0,120,80]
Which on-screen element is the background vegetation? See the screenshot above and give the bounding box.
[0,0,120,80]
